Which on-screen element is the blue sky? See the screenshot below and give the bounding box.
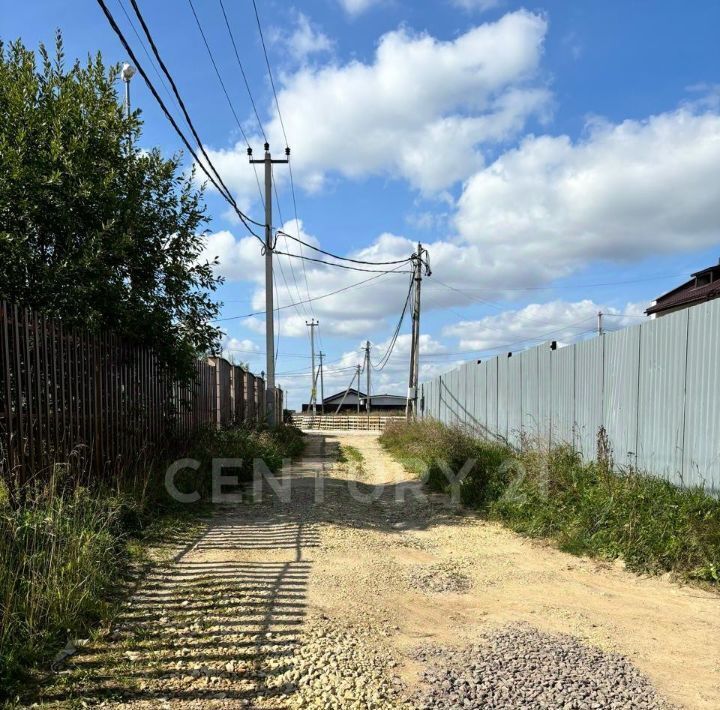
[3,0,720,408]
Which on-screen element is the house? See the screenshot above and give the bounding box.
[301,389,407,413]
[646,259,720,317]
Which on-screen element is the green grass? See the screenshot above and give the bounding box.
[338,444,364,464]
[0,424,305,699]
[380,420,720,584]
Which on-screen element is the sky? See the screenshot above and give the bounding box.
[3,0,720,409]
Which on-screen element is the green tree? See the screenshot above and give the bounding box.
[0,32,222,381]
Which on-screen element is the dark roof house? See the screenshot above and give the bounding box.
[302,389,407,413]
[646,259,720,317]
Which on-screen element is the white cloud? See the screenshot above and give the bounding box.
[455,107,720,273]
[338,0,382,16]
[442,299,648,352]
[203,11,549,199]
[272,13,333,64]
[219,336,261,361]
[452,0,502,12]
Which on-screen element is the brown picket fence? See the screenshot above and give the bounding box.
[0,301,277,491]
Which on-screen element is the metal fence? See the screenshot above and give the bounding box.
[421,298,720,494]
[0,302,279,489]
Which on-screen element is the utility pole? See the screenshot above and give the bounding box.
[363,341,371,422]
[249,143,289,426]
[597,311,604,337]
[305,319,319,415]
[318,351,326,415]
[406,242,431,420]
[356,364,362,413]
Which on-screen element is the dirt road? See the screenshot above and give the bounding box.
[39,432,719,709]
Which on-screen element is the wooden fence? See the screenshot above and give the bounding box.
[0,302,279,490]
[291,414,406,431]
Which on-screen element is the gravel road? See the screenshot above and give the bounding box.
[36,431,719,709]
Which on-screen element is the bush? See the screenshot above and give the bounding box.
[380,420,720,583]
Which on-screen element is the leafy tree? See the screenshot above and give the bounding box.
[0,32,222,381]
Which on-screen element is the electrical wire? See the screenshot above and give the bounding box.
[217,0,267,141]
[213,263,408,322]
[251,0,289,147]
[372,271,414,371]
[113,0,264,238]
[430,277,506,312]
[272,250,414,274]
[185,0,265,206]
[115,0,174,106]
[277,231,413,266]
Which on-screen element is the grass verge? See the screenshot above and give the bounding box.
[380,420,719,584]
[0,424,305,700]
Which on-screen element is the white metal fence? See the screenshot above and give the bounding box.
[422,298,720,494]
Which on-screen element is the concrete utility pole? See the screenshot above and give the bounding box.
[597,311,604,337]
[306,319,319,415]
[406,242,431,420]
[356,364,362,413]
[249,143,289,426]
[363,341,371,422]
[318,351,326,415]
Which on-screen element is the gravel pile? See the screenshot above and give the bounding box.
[268,621,409,710]
[407,562,472,594]
[411,625,674,709]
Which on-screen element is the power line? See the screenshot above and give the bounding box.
[372,272,414,371]
[217,0,267,141]
[423,273,690,294]
[272,177,308,319]
[248,0,314,321]
[277,231,412,266]
[251,0,289,147]
[422,316,600,360]
[112,0,263,238]
[213,263,408,322]
[272,250,414,274]
[115,0,174,105]
[185,0,265,206]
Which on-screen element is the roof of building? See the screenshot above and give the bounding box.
[646,260,720,315]
[304,389,407,407]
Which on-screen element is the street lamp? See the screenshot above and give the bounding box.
[121,62,136,119]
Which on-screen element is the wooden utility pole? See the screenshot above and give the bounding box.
[306,319,319,415]
[406,242,430,420]
[249,142,288,426]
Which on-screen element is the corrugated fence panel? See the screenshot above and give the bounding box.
[497,355,510,442]
[537,343,552,447]
[487,358,499,439]
[458,363,468,425]
[472,361,487,435]
[521,348,539,445]
[420,301,718,491]
[636,310,688,482]
[507,354,523,448]
[603,326,640,468]
[682,299,720,492]
[550,344,575,447]
[575,336,604,461]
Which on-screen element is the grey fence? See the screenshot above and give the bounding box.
[421,298,720,494]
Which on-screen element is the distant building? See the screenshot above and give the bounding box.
[646,259,720,317]
[301,388,407,413]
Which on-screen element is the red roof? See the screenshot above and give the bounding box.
[646,261,720,315]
